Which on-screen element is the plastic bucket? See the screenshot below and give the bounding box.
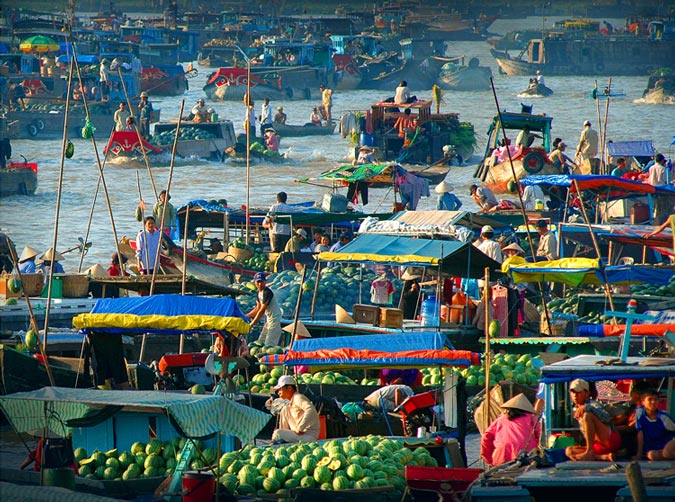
[360,132,374,147]
[42,468,75,490]
[182,470,215,502]
[211,112,218,122]
[40,275,63,299]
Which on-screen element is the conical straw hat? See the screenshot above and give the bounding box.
[19,246,40,262]
[501,393,536,414]
[41,247,64,262]
[282,320,311,338]
[336,304,355,324]
[85,264,107,277]
[434,180,454,194]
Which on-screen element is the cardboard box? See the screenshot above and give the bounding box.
[379,307,403,328]
[0,273,44,298]
[352,304,380,325]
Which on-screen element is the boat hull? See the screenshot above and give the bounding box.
[141,65,188,96]
[0,346,85,395]
[480,151,560,194]
[0,162,38,196]
[438,66,492,91]
[642,87,675,104]
[518,83,554,97]
[272,122,335,137]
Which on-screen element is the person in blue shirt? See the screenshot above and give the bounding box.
[18,246,40,274]
[634,389,675,460]
[38,248,65,275]
[435,181,462,211]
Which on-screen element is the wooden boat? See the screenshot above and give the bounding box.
[475,110,560,194]
[0,345,85,394]
[272,121,335,137]
[518,83,554,97]
[0,160,38,196]
[437,56,493,91]
[140,64,193,96]
[491,24,675,76]
[641,69,675,104]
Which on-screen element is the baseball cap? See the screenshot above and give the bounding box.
[570,378,589,392]
[481,225,494,235]
[583,120,591,126]
[253,272,267,282]
[295,228,308,239]
[273,375,296,390]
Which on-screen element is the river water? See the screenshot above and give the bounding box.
[1,16,673,271]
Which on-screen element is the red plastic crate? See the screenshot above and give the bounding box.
[398,391,436,415]
[405,466,483,493]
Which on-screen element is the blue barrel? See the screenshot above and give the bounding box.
[420,296,440,327]
[360,132,374,147]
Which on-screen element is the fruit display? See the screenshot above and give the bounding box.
[454,353,542,387]
[237,268,403,317]
[217,436,437,497]
[149,126,217,146]
[545,296,621,325]
[75,438,209,481]
[630,274,675,297]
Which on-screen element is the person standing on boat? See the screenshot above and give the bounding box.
[470,183,499,212]
[18,246,40,274]
[138,92,153,140]
[319,85,332,123]
[259,97,273,135]
[273,106,287,125]
[565,378,621,461]
[248,272,283,346]
[153,190,177,238]
[481,394,541,466]
[136,216,161,275]
[264,191,294,252]
[535,219,558,261]
[99,58,111,101]
[113,101,130,132]
[575,121,599,173]
[244,99,256,139]
[476,225,503,264]
[435,181,462,211]
[647,153,670,186]
[191,98,210,123]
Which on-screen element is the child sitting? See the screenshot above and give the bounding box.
[634,389,675,460]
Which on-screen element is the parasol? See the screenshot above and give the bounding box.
[19,35,60,54]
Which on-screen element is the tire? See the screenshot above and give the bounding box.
[522,152,545,174]
[285,87,294,99]
[36,119,45,131]
[27,124,38,137]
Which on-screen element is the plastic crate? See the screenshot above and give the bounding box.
[398,391,436,415]
[405,466,483,493]
[352,304,380,325]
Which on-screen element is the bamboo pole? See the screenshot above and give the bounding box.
[594,80,603,172]
[310,262,322,321]
[287,266,308,356]
[7,247,54,386]
[600,78,612,175]
[245,56,252,245]
[572,179,616,312]
[181,206,190,296]
[483,267,491,434]
[150,100,185,296]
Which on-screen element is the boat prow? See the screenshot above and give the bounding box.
[518,83,554,97]
[0,161,38,196]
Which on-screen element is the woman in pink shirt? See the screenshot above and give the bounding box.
[481,393,541,466]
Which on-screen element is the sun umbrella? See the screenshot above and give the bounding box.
[19,35,60,54]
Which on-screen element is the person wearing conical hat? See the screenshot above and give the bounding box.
[502,242,525,258]
[18,246,40,274]
[435,181,462,211]
[480,393,540,466]
[38,247,65,275]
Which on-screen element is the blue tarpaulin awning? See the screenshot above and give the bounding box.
[606,140,656,158]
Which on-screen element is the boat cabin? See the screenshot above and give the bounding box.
[483,110,553,159]
[330,34,381,57]
[261,41,333,70]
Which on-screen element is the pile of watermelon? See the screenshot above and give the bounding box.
[149,126,217,146]
[75,438,214,481]
[237,362,362,395]
[455,353,543,387]
[217,436,437,496]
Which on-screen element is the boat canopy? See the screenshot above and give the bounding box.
[605,140,655,158]
[317,233,502,279]
[305,163,398,184]
[519,174,675,199]
[0,386,270,442]
[262,333,479,369]
[56,54,100,64]
[504,256,674,286]
[72,294,250,336]
[488,111,553,133]
[540,354,675,383]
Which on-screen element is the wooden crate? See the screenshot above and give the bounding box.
[0,273,44,298]
[352,304,380,325]
[380,307,403,328]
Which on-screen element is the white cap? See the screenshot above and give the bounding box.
[295,228,308,239]
[583,120,591,126]
[273,375,296,390]
[481,225,494,235]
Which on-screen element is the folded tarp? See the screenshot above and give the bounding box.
[0,387,270,443]
[280,348,480,369]
[317,233,502,279]
[73,294,250,335]
[505,257,674,286]
[292,332,446,353]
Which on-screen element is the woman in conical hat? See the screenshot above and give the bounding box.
[18,246,40,274]
[38,247,65,274]
[435,181,462,211]
[480,393,540,466]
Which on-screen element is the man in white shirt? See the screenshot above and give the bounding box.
[477,225,503,263]
[648,154,669,186]
[260,97,273,135]
[264,192,294,252]
[535,219,558,261]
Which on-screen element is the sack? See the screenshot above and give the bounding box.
[321,193,348,212]
[42,437,75,469]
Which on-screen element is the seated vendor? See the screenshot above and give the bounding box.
[364,384,414,412]
[267,375,321,444]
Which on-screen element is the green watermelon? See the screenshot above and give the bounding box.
[300,476,315,488]
[333,475,350,490]
[313,465,331,484]
[488,319,500,337]
[130,442,145,455]
[262,477,281,493]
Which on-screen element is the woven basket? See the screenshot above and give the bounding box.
[61,274,90,298]
[228,246,253,262]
